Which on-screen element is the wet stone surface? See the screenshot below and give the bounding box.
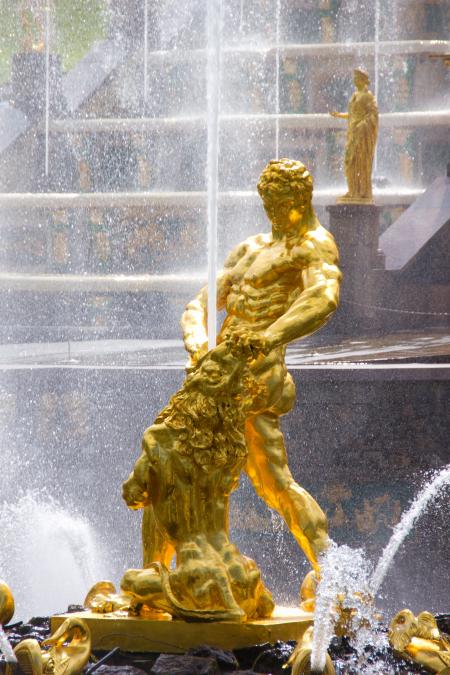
[151,654,220,674]
[240,641,295,674]
[187,645,239,671]
[95,667,149,675]
[4,615,51,648]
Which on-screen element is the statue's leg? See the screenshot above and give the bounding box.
[142,505,175,568]
[244,411,328,572]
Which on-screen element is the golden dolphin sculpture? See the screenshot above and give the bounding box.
[6,616,91,675]
[285,626,335,675]
[389,609,450,674]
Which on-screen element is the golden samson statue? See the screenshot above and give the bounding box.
[181,158,341,571]
[88,159,341,622]
[330,68,378,203]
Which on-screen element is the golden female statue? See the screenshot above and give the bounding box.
[330,68,378,203]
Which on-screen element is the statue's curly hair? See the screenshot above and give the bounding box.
[257,158,313,205]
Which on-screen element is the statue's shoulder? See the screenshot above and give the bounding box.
[246,232,270,248]
[295,225,339,266]
[312,225,340,264]
[224,233,269,268]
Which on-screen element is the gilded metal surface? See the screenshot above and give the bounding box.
[299,570,317,613]
[182,158,340,572]
[287,626,336,674]
[330,69,378,204]
[5,617,91,675]
[119,342,274,621]
[389,609,450,673]
[0,580,14,626]
[90,159,340,622]
[52,608,312,653]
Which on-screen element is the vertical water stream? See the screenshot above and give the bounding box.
[274,0,281,158]
[373,0,380,174]
[206,0,222,349]
[44,4,50,177]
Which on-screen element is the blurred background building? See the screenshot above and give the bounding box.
[0,0,448,343]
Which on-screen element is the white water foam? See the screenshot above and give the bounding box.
[0,626,17,664]
[311,464,450,672]
[310,542,379,673]
[0,492,108,621]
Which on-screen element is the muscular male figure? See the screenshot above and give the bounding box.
[181,158,341,572]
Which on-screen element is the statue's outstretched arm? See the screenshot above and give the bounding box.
[330,110,348,119]
[264,256,341,349]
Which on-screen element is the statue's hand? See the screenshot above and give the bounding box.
[185,339,209,371]
[226,329,274,360]
[330,110,341,118]
[122,474,150,510]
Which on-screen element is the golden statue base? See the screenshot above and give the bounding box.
[336,195,374,205]
[51,608,312,653]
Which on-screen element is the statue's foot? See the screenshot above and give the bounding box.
[84,580,134,614]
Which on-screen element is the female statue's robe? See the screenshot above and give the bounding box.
[344,89,378,201]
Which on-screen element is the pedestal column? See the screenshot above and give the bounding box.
[327,203,384,333]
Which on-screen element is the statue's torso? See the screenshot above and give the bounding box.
[348,90,376,127]
[222,226,329,332]
[220,232,312,334]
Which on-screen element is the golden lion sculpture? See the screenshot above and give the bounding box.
[88,342,274,622]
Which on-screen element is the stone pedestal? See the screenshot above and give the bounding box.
[327,203,384,333]
[51,607,312,653]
